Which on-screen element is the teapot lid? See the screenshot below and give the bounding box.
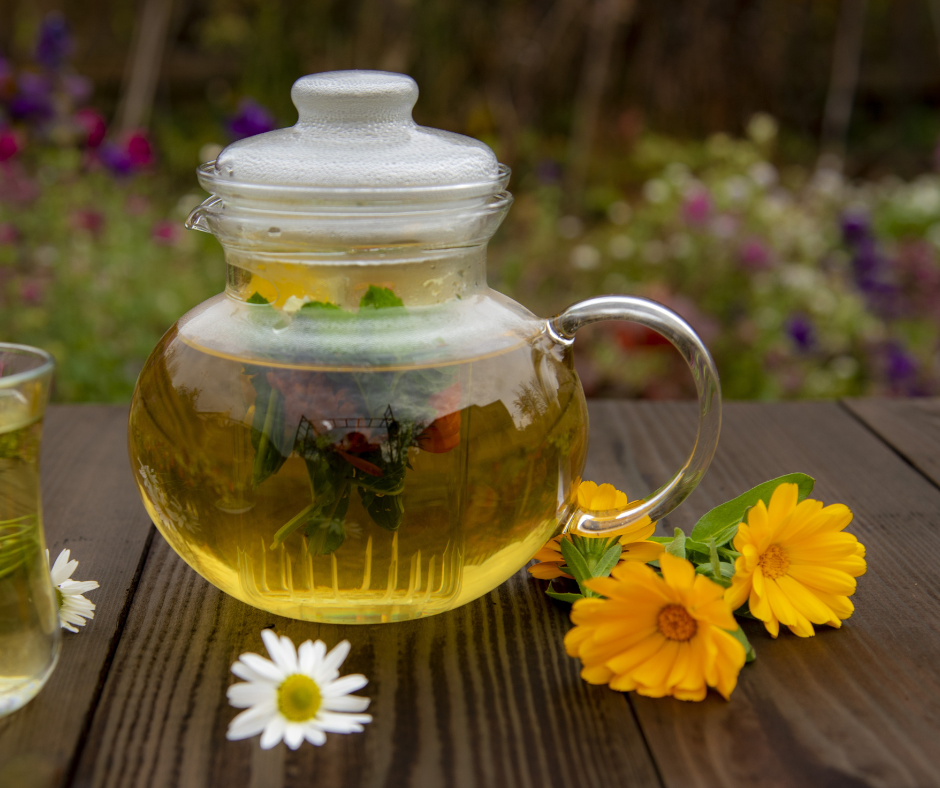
[200,70,506,203]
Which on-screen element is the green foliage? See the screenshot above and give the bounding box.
[359,285,404,310]
[690,473,815,548]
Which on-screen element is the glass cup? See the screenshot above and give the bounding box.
[0,344,59,717]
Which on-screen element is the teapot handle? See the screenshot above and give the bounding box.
[548,295,721,535]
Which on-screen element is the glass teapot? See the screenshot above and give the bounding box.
[128,71,720,624]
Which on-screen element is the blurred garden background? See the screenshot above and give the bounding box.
[3,0,940,401]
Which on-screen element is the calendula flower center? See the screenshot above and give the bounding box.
[277,674,322,722]
[657,604,698,641]
[758,544,790,579]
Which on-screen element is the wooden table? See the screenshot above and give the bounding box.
[2,400,939,788]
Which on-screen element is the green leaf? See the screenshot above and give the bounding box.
[690,473,815,547]
[559,537,593,586]
[299,300,342,312]
[665,528,686,560]
[694,561,735,587]
[307,519,346,555]
[366,493,404,531]
[545,583,585,604]
[246,291,270,304]
[684,538,711,557]
[359,285,404,310]
[726,625,756,663]
[250,377,288,487]
[592,542,623,578]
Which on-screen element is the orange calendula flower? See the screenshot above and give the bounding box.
[724,482,866,638]
[528,481,664,580]
[564,553,746,701]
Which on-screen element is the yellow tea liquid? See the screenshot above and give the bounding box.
[129,327,587,623]
[0,395,59,716]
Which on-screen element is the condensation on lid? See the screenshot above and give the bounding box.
[210,71,501,195]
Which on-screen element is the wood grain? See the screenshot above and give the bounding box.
[587,401,940,788]
[0,406,154,788]
[71,475,661,784]
[843,397,940,487]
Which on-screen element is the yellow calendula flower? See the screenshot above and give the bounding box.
[528,481,664,580]
[564,553,746,701]
[724,482,866,638]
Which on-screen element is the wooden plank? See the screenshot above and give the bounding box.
[586,400,940,788]
[71,410,662,787]
[843,397,940,487]
[0,406,155,788]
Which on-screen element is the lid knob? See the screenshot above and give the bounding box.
[291,71,418,126]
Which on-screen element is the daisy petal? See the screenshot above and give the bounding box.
[321,694,371,712]
[303,726,327,746]
[227,681,277,708]
[259,716,287,750]
[321,674,368,697]
[284,723,305,750]
[238,653,286,683]
[317,640,351,680]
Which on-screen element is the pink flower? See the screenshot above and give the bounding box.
[682,187,712,225]
[0,129,21,162]
[70,209,105,236]
[19,279,43,305]
[126,132,153,168]
[151,219,180,245]
[74,108,106,148]
[738,236,772,270]
[0,223,19,244]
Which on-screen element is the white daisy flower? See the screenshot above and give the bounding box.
[226,630,372,750]
[46,549,100,633]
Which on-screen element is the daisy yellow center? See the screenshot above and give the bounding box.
[55,588,64,609]
[657,604,698,641]
[277,674,322,722]
[758,544,790,579]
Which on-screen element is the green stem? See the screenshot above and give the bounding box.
[270,502,317,550]
[708,536,721,582]
[253,386,281,485]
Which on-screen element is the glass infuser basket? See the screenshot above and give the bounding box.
[128,71,721,624]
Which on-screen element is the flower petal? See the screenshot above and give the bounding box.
[785,565,857,596]
[238,653,286,683]
[659,553,696,593]
[227,681,277,708]
[321,673,368,698]
[284,723,305,750]
[259,716,287,750]
[321,694,371,713]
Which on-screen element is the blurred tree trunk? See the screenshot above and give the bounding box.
[115,0,175,132]
[564,0,635,210]
[820,0,868,167]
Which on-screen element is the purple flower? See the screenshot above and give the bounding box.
[739,236,772,270]
[35,13,73,71]
[840,210,870,246]
[228,99,276,140]
[535,159,562,185]
[682,188,712,225]
[98,131,154,176]
[884,342,921,395]
[62,74,92,103]
[98,143,134,176]
[8,72,54,120]
[785,313,815,352]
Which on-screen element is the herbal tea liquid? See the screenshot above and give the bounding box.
[0,396,59,716]
[129,328,587,623]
